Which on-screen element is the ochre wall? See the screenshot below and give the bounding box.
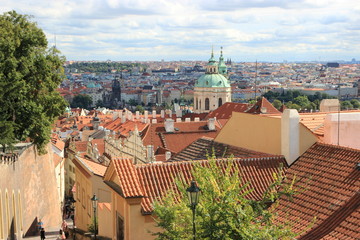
[0,144,62,239]
[215,112,282,155]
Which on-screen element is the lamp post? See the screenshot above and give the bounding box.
[186,181,200,240]
[90,194,98,240]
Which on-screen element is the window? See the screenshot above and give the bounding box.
[196,98,198,110]
[205,98,210,110]
[77,183,81,201]
[116,213,124,240]
[218,98,223,107]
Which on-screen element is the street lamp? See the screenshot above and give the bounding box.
[90,194,98,240]
[186,181,201,240]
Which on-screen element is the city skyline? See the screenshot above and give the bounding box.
[2,0,360,62]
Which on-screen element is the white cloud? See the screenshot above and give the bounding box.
[1,0,359,61]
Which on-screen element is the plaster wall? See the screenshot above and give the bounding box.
[0,144,62,239]
[324,112,360,149]
[109,193,158,240]
[215,112,282,155]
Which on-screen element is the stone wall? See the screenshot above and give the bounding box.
[0,144,62,239]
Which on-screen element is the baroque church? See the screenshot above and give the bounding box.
[194,47,231,113]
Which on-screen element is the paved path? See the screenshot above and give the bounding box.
[24,218,74,240]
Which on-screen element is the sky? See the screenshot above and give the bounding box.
[2,0,360,62]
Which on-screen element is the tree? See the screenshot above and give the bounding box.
[153,159,299,240]
[272,99,282,110]
[135,105,144,114]
[71,94,93,109]
[95,99,104,108]
[0,11,67,153]
[341,100,353,110]
[293,96,310,109]
[350,99,360,109]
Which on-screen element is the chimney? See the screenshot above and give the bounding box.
[113,111,118,120]
[152,110,156,119]
[161,110,165,118]
[185,118,191,122]
[207,118,215,130]
[152,119,157,124]
[176,118,182,122]
[119,111,123,119]
[281,109,300,165]
[176,109,182,118]
[165,119,175,132]
[194,117,200,122]
[121,114,126,123]
[144,110,148,119]
[165,151,171,161]
[147,145,154,160]
[136,111,140,119]
[127,111,132,120]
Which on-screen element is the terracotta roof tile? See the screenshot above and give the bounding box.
[74,141,87,152]
[171,137,283,162]
[206,102,249,119]
[111,157,287,214]
[112,158,144,198]
[246,97,281,114]
[78,157,107,177]
[274,143,360,239]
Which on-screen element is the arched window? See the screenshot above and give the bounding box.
[196,98,198,110]
[205,98,210,110]
[5,191,9,235]
[12,192,16,234]
[18,192,22,231]
[218,98,223,107]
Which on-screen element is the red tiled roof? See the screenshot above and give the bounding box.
[78,157,107,177]
[246,97,281,114]
[112,158,144,198]
[90,138,105,156]
[171,137,283,162]
[274,143,360,239]
[142,121,222,154]
[53,153,62,167]
[74,141,87,152]
[111,157,287,214]
[206,102,249,119]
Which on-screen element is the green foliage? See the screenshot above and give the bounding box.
[152,159,299,240]
[71,94,93,109]
[341,100,353,110]
[67,61,144,73]
[293,96,310,109]
[87,217,98,234]
[272,99,282,110]
[135,105,144,114]
[0,11,67,153]
[128,99,138,106]
[350,99,360,109]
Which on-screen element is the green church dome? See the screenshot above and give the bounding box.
[195,73,230,88]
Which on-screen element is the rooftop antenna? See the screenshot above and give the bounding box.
[337,74,341,146]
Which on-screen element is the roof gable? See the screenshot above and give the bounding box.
[246,97,281,114]
[275,142,360,239]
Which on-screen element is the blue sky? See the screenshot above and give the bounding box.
[2,0,360,62]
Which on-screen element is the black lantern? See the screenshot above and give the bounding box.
[90,194,98,239]
[186,181,200,240]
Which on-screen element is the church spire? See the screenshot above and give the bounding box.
[218,46,227,75]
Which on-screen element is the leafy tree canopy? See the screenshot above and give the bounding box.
[153,158,300,240]
[0,11,67,153]
[71,94,93,109]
